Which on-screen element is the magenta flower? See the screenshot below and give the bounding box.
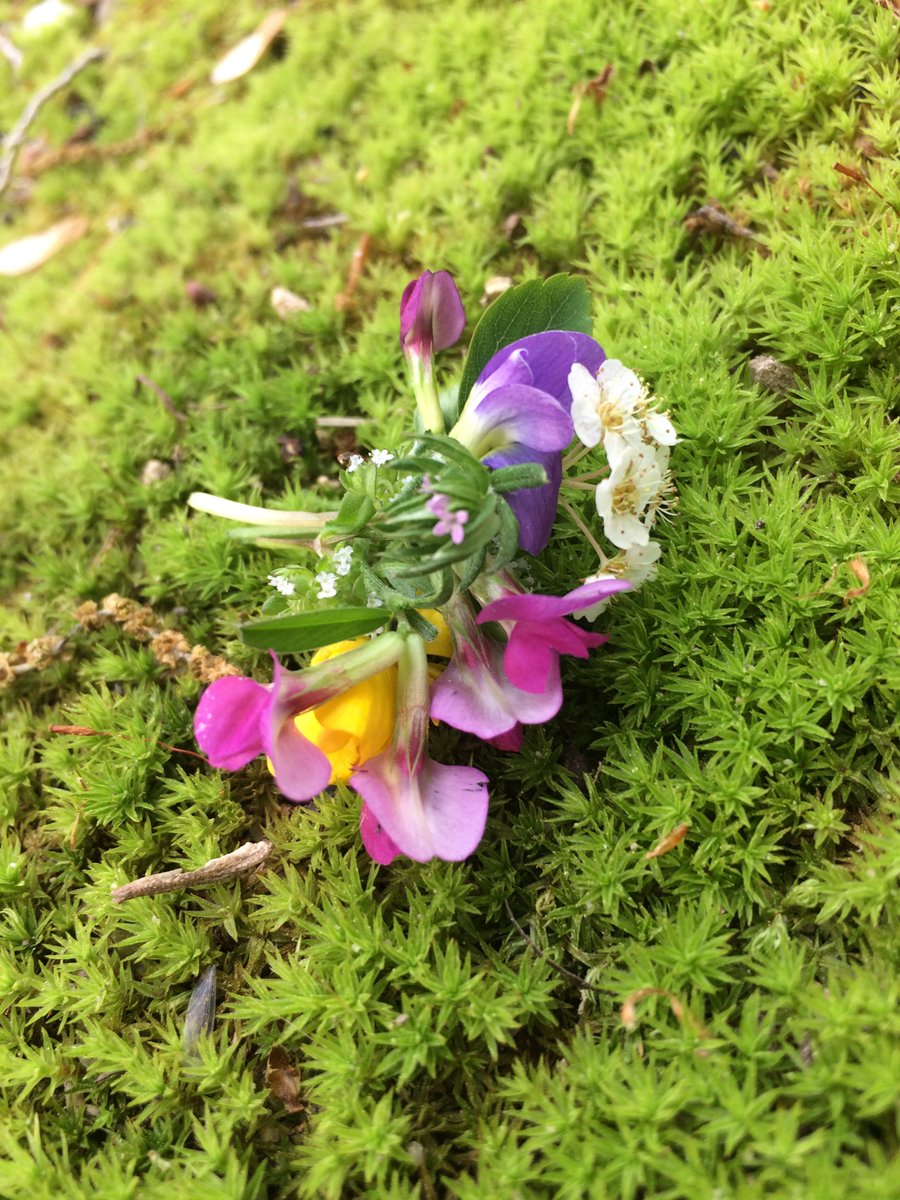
[430,596,563,740]
[351,635,489,862]
[450,331,605,553]
[194,634,405,802]
[400,270,466,362]
[476,577,631,695]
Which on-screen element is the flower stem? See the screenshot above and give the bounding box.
[558,497,607,561]
[188,492,335,530]
[562,443,593,472]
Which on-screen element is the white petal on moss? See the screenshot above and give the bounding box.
[210,10,288,85]
[569,362,603,447]
[0,216,87,276]
[645,410,679,446]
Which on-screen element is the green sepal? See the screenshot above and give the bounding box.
[402,609,439,642]
[226,525,322,541]
[492,496,521,571]
[458,274,592,404]
[240,607,387,654]
[489,462,549,493]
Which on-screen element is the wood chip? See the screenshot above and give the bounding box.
[0,216,87,276]
[480,275,513,306]
[271,285,311,318]
[111,840,273,903]
[210,10,287,85]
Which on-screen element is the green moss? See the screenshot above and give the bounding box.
[1,0,898,1195]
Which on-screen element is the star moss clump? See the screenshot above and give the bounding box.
[0,0,898,1197]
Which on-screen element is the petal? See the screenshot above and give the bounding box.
[487,724,523,752]
[478,578,630,624]
[428,270,467,352]
[430,638,562,736]
[263,711,333,803]
[503,625,557,693]
[359,803,402,865]
[484,445,562,555]
[477,331,605,410]
[193,675,269,771]
[471,384,573,452]
[352,756,489,862]
[400,270,465,355]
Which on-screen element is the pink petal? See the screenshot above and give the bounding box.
[503,626,557,693]
[193,675,269,770]
[478,577,630,624]
[430,639,561,737]
[359,803,401,865]
[263,712,333,803]
[487,724,523,752]
[352,757,489,862]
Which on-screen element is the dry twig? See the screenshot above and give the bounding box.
[111,840,273,903]
[0,47,104,199]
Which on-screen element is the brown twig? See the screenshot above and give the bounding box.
[136,373,187,426]
[111,840,273,903]
[504,899,604,992]
[334,233,372,311]
[48,724,209,761]
[0,47,105,199]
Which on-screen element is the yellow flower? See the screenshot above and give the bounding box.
[292,638,397,784]
[283,614,453,785]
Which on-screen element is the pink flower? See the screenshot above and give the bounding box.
[351,635,489,862]
[426,493,470,544]
[400,270,466,363]
[194,634,405,802]
[475,578,631,695]
[430,596,563,740]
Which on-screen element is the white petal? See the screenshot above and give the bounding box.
[603,511,650,550]
[596,359,644,407]
[569,363,602,447]
[645,411,678,446]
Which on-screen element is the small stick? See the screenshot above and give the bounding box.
[0,47,105,198]
[504,899,604,992]
[334,232,372,311]
[136,373,187,426]
[48,724,208,761]
[111,839,273,903]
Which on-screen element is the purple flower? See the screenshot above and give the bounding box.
[476,578,631,695]
[451,331,604,553]
[194,634,405,802]
[400,270,466,362]
[351,635,489,862]
[430,596,563,740]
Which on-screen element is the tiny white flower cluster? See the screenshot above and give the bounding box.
[267,573,296,597]
[568,359,679,616]
[345,448,394,473]
[315,571,338,599]
[333,544,353,576]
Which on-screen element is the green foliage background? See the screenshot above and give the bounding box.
[1,0,898,1196]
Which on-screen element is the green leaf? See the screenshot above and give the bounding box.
[240,607,387,654]
[323,493,376,538]
[490,463,548,493]
[458,275,592,403]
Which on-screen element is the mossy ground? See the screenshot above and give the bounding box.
[1,0,899,1196]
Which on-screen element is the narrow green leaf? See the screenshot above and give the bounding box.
[240,607,387,654]
[322,493,376,537]
[458,275,592,404]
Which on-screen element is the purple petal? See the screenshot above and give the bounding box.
[194,675,269,771]
[400,270,465,355]
[263,714,333,803]
[352,756,489,862]
[479,578,631,624]
[476,331,604,411]
[359,803,401,865]
[487,724,523,752]
[503,626,557,694]
[470,384,573,452]
[430,637,562,738]
[484,446,562,555]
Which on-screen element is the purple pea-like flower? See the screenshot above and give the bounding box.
[400,270,466,364]
[450,331,605,553]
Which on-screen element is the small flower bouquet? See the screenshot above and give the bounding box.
[190,271,677,864]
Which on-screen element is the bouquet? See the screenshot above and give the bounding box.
[190,270,677,864]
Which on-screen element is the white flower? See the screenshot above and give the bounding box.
[644,409,678,447]
[333,545,353,576]
[345,454,365,473]
[569,360,644,453]
[594,443,669,549]
[573,543,663,619]
[267,574,296,597]
[315,571,338,599]
[366,594,384,608]
[370,448,394,466]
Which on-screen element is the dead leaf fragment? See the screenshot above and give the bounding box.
[480,275,513,306]
[645,822,690,860]
[0,216,87,276]
[266,1046,304,1112]
[748,354,797,395]
[567,65,615,135]
[211,9,287,85]
[843,557,870,604]
[683,203,757,241]
[621,987,709,1046]
[271,285,311,318]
